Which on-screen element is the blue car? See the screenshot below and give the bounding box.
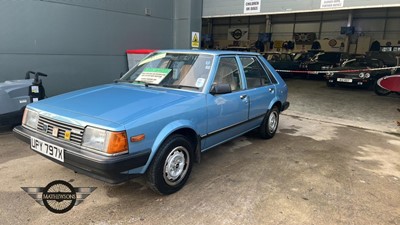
[14,50,289,195]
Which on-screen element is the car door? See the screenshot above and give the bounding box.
[238,56,276,120]
[203,56,249,149]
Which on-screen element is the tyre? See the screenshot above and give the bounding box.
[374,82,391,96]
[146,134,193,195]
[259,106,280,139]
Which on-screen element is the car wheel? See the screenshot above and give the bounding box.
[259,106,280,139]
[146,134,193,195]
[374,82,391,96]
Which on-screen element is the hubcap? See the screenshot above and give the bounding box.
[163,146,189,186]
[268,111,278,133]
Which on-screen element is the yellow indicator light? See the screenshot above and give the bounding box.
[64,131,71,140]
[107,131,128,154]
[130,134,145,142]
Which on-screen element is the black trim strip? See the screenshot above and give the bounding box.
[201,113,266,139]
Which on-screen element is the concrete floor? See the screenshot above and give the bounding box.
[284,78,400,134]
[0,79,399,225]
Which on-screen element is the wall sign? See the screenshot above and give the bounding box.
[321,0,344,9]
[294,33,316,44]
[191,32,200,48]
[244,0,261,13]
[228,28,249,41]
[328,39,338,47]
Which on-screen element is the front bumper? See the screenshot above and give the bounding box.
[0,108,24,127]
[13,125,151,184]
[327,77,373,87]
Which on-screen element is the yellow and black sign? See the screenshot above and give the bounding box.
[191,32,199,48]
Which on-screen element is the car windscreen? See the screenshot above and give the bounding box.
[120,52,214,91]
[317,53,341,62]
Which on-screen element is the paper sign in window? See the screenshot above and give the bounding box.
[135,68,171,84]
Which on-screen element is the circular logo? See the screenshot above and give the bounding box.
[328,39,337,47]
[231,29,243,40]
[42,180,76,214]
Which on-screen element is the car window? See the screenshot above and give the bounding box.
[294,53,306,61]
[239,56,272,89]
[283,54,291,61]
[366,59,382,68]
[120,52,214,91]
[265,54,274,61]
[213,57,242,92]
[345,60,361,67]
[318,53,340,62]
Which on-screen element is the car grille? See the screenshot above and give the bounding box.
[37,116,84,145]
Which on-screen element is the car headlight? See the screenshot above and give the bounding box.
[364,73,370,78]
[22,108,39,129]
[82,126,128,155]
[359,72,365,78]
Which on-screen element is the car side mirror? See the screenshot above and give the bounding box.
[210,83,232,95]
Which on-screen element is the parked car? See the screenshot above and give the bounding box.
[223,46,252,52]
[299,52,351,78]
[263,52,298,77]
[0,71,48,129]
[374,74,400,96]
[366,51,400,68]
[292,50,323,64]
[14,50,289,195]
[325,57,390,88]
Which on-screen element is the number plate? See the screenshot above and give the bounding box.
[30,137,64,162]
[337,78,352,83]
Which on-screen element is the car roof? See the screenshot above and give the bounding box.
[156,49,261,57]
[264,52,291,55]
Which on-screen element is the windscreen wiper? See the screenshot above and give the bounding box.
[162,84,199,90]
[113,79,130,83]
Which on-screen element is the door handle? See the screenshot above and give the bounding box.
[268,88,275,93]
[240,95,247,99]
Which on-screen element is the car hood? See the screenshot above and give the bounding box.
[32,84,193,126]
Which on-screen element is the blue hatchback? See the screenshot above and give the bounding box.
[14,50,289,195]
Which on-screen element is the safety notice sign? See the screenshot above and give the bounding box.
[320,0,344,8]
[191,32,199,48]
[244,0,261,13]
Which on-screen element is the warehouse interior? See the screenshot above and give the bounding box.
[202,7,400,55]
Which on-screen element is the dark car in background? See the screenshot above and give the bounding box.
[292,50,322,64]
[223,46,252,52]
[299,52,351,78]
[325,57,391,88]
[263,52,299,77]
[366,51,400,73]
